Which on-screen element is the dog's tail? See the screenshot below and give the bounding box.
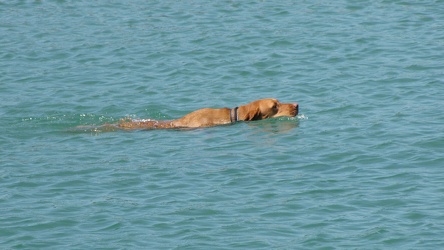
[117,118,176,129]
[72,118,176,132]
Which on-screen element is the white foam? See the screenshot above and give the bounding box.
[132,118,155,122]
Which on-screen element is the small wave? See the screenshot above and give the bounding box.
[68,124,119,133]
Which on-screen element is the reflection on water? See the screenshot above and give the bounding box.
[244,117,300,134]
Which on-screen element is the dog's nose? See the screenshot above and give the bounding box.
[293,103,299,114]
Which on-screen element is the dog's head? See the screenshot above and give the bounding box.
[240,98,298,121]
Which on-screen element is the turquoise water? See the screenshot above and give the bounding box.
[1,0,444,249]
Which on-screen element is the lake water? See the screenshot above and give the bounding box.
[1,0,444,249]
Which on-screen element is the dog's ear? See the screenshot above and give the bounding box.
[239,104,262,121]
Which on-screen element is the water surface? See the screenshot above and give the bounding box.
[1,1,444,249]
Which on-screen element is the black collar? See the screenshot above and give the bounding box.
[230,107,239,123]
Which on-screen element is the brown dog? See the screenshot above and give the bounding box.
[116,98,298,129]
